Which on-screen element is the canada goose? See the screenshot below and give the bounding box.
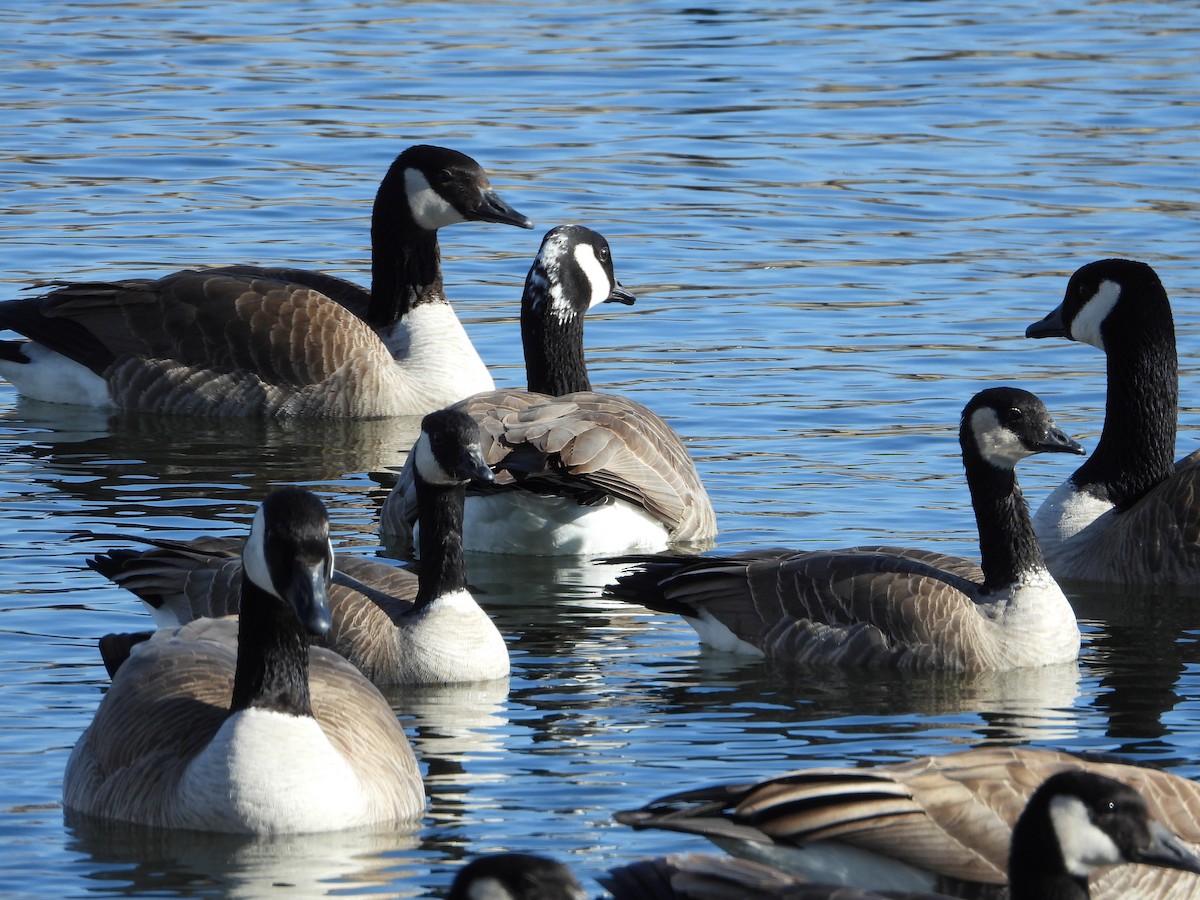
[85,409,509,686]
[614,747,1200,899]
[1026,258,1200,585]
[0,144,533,418]
[604,387,1084,671]
[63,487,426,833]
[447,853,588,900]
[381,224,717,556]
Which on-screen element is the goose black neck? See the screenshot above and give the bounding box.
[1007,799,1089,900]
[230,579,313,716]
[1073,316,1177,510]
[415,478,470,608]
[368,204,446,327]
[521,297,591,395]
[963,452,1046,593]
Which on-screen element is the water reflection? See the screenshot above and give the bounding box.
[65,815,422,899]
[1068,582,1200,753]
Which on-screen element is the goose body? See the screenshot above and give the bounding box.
[614,747,1200,899]
[604,388,1083,672]
[86,410,509,686]
[63,488,425,833]
[0,145,533,418]
[381,224,717,556]
[1026,258,1200,585]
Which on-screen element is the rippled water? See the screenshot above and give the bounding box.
[2,1,1200,896]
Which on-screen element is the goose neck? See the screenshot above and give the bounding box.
[964,454,1045,593]
[368,221,446,327]
[415,480,470,607]
[521,302,591,395]
[230,581,313,716]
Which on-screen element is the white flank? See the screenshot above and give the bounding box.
[1049,794,1123,877]
[176,709,369,834]
[1071,278,1121,351]
[403,168,467,230]
[691,609,766,657]
[461,493,669,556]
[0,344,111,407]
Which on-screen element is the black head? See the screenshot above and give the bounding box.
[523,224,637,322]
[413,408,495,487]
[375,144,533,232]
[241,487,334,636]
[960,387,1085,470]
[1011,770,1200,894]
[1026,258,1171,353]
[447,853,587,900]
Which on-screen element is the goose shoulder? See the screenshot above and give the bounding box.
[604,388,1083,672]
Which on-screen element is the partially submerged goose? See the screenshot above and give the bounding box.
[63,487,426,833]
[604,387,1084,671]
[614,746,1200,899]
[86,409,509,686]
[381,224,717,556]
[1027,258,1200,585]
[447,853,588,900]
[0,144,533,418]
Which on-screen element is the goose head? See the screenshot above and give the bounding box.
[1012,770,1200,896]
[241,487,335,636]
[524,224,637,322]
[961,387,1085,470]
[375,144,534,233]
[1026,258,1172,354]
[412,407,495,489]
[447,853,587,900]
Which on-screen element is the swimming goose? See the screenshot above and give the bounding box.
[63,487,426,833]
[447,853,588,900]
[0,144,533,418]
[381,224,717,555]
[614,746,1200,899]
[1026,258,1200,586]
[604,387,1083,671]
[86,408,509,685]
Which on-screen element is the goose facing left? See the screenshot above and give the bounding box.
[604,387,1084,672]
[85,409,510,686]
[0,144,533,418]
[63,487,426,833]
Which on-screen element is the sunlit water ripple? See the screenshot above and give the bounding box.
[2,1,1199,896]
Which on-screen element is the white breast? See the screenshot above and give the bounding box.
[175,709,373,834]
[1034,480,1114,544]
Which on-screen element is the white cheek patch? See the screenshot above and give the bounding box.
[1071,279,1121,351]
[1049,794,1123,876]
[572,242,613,310]
[970,407,1030,467]
[242,505,275,596]
[411,431,456,486]
[404,168,466,230]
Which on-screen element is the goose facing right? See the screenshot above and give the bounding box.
[63,487,426,833]
[381,224,717,556]
[1026,258,1200,585]
[604,387,1084,672]
[613,747,1200,899]
[0,144,533,418]
[85,408,510,686]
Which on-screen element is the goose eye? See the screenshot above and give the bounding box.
[1007,407,1024,422]
[598,246,611,262]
